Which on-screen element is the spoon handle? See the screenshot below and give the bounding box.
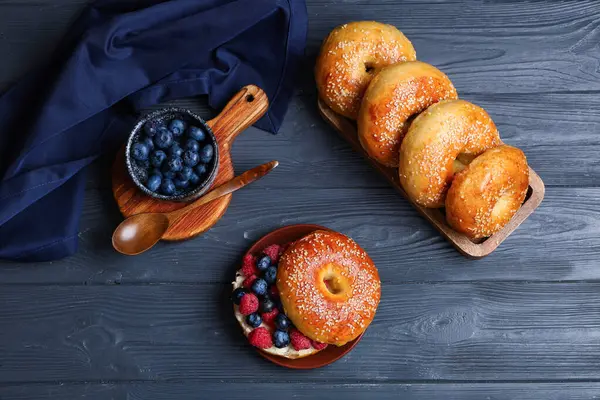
[167,160,279,223]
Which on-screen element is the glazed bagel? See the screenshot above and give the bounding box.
[315,21,417,119]
[399,100,502,208]
[446,145,529,240]
[357,61,458,167]
[277,230,381,346]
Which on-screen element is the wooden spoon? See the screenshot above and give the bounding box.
[112,160,278,255]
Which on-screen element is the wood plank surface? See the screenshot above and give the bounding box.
[3,283,600,382]
[0,186,598,283]
[1,0,600,398]
[2,383,600,400]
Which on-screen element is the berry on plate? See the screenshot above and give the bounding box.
[231,288,248,305]
[261,308,279,326]
[259,296,275,313]
[199,143,214,163]
[183,150,200,167]
[239,293,259,315]
[256,255,271,271]
[274,314,291,331]
[169,119,186,136]
[146,174,162,192]
[150,150,167,167]
[273,330,290,348]
[154,127,173,149]
[263,244,282,262]
[188,126,206,141]
[248,327,273,349]
[141,136,155,152]
[251,278,268,296]
[131,142,150,161]
[160,179,176,196]
[310,340,328,350]
[242,254,258,277]
[173,177,189,189]
[178,166,193,181]
[246,313,262,328]
[242,274,258,289]
[263,266,277,285]
[189,172,201,185]
[290,329,311,351]
[269,285,279,298]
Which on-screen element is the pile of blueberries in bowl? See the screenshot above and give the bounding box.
[126,108,219,202]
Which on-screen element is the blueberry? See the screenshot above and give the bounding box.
[246,313,262,328]
[178,166,193,181]
[169,144,184,158]
[183,150,200,167]
[166,156,183,172]
[160,179,176,196]
[131,142,150,161]
[273,330,290,348]
[189,172,201,185]
[173,177,189,189]
[199,144,214,163]
[275,298,283,311]
[188,126,206,142]
[144,120,164,137]
[141,136,155,152]
[256,255,271,271]
[259,297,275,313]
[232,288,248,305]
[154,127,173,149]
[185,139,200,152]
[168,119,186,136]
[161,167,176,179]
[151,168,162,178]
[274,314,291,331]
[195,163,207,176]
[150,150,167,167]
[146,174,162,192]
[264,266,277,285]
[251,278,268,296]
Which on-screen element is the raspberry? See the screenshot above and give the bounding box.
[310,340,328,350]
[238,293,259,315]
[242,274,258,289]
[269,285,279,298]
[263,244,282,263]
[290,329,311,351]
[241,254,258,276]
[261,308,279,327]
[248,327,273,349]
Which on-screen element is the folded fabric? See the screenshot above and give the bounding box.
[0,0,307,261]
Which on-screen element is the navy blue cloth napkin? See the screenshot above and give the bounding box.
[0,0,307,261]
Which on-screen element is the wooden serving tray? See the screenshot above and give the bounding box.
[317,98,545,258]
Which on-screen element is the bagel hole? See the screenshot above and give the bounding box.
[324,275,343,295]
[364,62,375,74]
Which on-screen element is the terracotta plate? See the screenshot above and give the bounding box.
[241,224,364,369]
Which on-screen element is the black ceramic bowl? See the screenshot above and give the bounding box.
[125,107,219,202]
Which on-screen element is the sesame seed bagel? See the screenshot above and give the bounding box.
[277,230,381,347]
[357,61,458,167]
[399,99,502,208]
[446,145,529,240]
[315,21,417,120]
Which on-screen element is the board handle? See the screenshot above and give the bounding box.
[206,85,269,149]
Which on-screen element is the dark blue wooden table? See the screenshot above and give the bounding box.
[1,1,600,398]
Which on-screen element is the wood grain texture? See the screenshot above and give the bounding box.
[0,186,599,284]
[3,283,600,382]
[2,383,600,400]
[112,86,269,241]
[318,98,545,258]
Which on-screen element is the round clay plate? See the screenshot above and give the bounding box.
[242,224,364,369]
